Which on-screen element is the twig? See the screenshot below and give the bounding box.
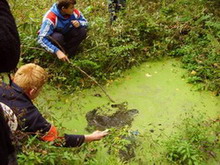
[22,46,46,52]
[69,62,115,102]
[47,36,115,102]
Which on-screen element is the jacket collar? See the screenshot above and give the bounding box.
[11,81,24,93]
[11,82,31,100]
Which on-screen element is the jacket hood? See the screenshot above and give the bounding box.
[50,3,66,19]
[0,0,20,73]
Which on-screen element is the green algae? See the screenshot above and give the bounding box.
[44,58,219,135]
[36,58,220,163]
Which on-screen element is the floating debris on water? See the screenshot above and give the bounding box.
[85,102,139,131]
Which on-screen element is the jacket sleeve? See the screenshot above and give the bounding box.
[77,11,88,27]
[25,105,85,147]
[21,103,52,134]
[37,19,59,54]
[64,134,85,147]
[41,125,85,147]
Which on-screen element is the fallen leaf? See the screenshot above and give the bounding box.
[191,70,197,75]
[145,73,152,77]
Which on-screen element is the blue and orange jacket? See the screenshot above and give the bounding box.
[0,82,85,147]
[37,3,88,54]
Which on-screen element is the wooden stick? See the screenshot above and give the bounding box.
[69,62,115,102]
[48,36,115,102]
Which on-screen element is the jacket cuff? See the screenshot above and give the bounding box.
[54,47,59,54]
[64,134,85,147]
[41,125,58,142]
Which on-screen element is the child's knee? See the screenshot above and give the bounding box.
[51,32,64,44]
[79,27,87,40]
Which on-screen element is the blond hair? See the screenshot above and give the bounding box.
[13,63,47,92]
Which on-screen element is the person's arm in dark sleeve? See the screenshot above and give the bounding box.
[41,126,108,147]
[40,125,84,147]
[64,134,85,147]
[63,130,109,147]
[22,99,108,147]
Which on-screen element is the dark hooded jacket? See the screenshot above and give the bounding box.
[0,82,85,148]
[0,0,20,73]
[0,0,20,164]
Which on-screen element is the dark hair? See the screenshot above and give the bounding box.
[57,0,76,10]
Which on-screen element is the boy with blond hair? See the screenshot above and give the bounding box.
[0,63,107,147]
[38,0,88,62]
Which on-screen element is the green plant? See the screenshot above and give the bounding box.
[165,112,220,164]
[9,0,220,94]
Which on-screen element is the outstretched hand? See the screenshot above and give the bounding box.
[56,50,70,62]
[84,130,109,142]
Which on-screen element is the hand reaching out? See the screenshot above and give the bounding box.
[84,130,109,142]
[56,50,70,62]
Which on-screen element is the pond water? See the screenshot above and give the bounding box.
[36,58,219,163]
[43,58,219,135]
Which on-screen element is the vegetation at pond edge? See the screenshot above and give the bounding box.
[165,112,220,165]
[10,0,220,94]
[8,0,220,164]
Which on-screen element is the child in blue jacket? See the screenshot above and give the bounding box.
[38,0,88,62]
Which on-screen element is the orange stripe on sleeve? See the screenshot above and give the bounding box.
[41,125,58,142]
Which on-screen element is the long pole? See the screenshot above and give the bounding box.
[48,36,115,103]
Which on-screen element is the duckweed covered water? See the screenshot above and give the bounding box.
[36,58,219,163]
[42,58,219,135]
